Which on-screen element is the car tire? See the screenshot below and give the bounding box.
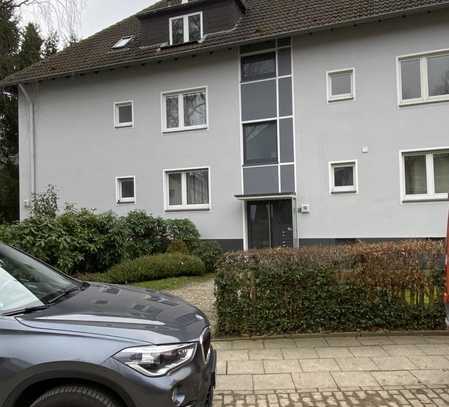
[30,385,121,407]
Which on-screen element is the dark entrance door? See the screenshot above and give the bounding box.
[247,200,293,249]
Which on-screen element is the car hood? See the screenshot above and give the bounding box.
[17,283,209,345]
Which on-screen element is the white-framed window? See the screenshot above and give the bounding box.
[162,87,207,132]
[400,148,449,201]
[329,161,358,194]
[116,176,136,204]
[114,101,134,128]
[398,50,449,105]
[164,167,210,211]
[327,68,355,102]
[169,12,203,46]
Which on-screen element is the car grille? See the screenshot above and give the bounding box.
[200,327,211,362]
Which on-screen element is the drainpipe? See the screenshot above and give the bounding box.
[18,83,36,203]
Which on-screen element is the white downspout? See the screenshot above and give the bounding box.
[18,83,36,201]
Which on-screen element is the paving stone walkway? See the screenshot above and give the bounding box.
[212,335,449,406]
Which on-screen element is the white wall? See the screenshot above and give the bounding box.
[293,11,449,239]
[18,10,449,243]
[19,49,244,241]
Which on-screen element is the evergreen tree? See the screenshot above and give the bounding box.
[0,0,20,222]
[0,4,44,223]
[18,22,43,70]
[43,30,59,57]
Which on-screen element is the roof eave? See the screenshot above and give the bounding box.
[2,2,449,88]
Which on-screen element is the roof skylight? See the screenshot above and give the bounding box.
[112,36,134,49]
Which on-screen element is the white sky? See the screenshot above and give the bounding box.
[20,0,160,39]
[80,0,159,38]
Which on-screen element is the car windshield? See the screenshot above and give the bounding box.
[0,244,80,314]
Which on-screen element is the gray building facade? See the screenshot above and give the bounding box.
[8,0,449,250]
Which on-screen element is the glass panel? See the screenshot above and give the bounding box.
[334,166,354,187]
[428,54,449,97]
[118,104,132,124]
[270,200,293,248]
[434,153,449,194]
[120,178,135,199]
[186,170,209,205]
[184,91,206,127]
[241,52,276,82]
[188,14,201,42]
[243,121,278,165]
[404,155,427,195]
[171,17,184,44]
[330,71,352,96]
[168,173,182,206]
[166,96,179,129]
[401,58,421,100]
[247,201,271,249]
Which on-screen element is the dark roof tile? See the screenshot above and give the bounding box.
[2,0,449,86]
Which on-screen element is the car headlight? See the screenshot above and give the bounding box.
[113,343,197,377]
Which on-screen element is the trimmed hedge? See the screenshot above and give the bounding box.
[216,241,446,336]
[81,253,206,284]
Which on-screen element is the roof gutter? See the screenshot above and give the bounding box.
[18,83,36,199]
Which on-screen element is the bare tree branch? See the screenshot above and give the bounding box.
[8,0,86,45]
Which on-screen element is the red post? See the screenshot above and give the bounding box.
[444,211,449,304]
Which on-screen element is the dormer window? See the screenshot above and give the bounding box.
[169,12,203,45]
[112,36,134,49]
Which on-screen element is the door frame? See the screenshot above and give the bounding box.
[240,195,297,250]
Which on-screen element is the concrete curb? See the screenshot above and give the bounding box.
[213,330,449,342]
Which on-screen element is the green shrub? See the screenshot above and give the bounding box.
[31,185,58,218]
[0,208,126,275]
[166,240,190,254]
[83,253,206,284]
[122,210,169,258]
[215,241,445,336]
[192,240,224,273]
[165,219,200,250]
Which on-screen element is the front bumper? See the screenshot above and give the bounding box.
[104,346,217,407]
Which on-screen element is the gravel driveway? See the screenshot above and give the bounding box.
[166,276,217,331]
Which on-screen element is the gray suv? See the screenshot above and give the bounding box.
[0,243,216,407]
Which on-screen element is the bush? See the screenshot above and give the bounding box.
[215,241,446,336]
[166,240,190,254]
[0,203,203,276]
[192,240,224,273]
[31,185,58,218]
[165,219,200,250]
[122,210,169,259]
[0,208,126,275]
[83,253,206,284]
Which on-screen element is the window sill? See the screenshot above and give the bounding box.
[115,123,134,129]
[328,95,354,103]
[399,96,449,107]
[331,189,357,194]
[165,206,210,212]
[163,125,208,134]
[117,200,136,205]
[402,197,449,203]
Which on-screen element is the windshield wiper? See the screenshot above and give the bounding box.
[47,286,82,304]
[2,305,49,316]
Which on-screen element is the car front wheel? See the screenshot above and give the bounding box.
[30,385,121,407]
